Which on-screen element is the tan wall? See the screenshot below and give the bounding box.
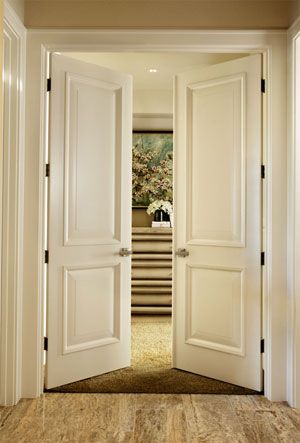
[289,0,300,25]
[24,0,296,29]
[132,208,153,227]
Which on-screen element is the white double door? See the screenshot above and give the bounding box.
[46,53,262,391]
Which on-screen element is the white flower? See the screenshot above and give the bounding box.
[147,200,173,215]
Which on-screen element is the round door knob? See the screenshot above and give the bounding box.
[119,248,133,257]
[175,248,189,257]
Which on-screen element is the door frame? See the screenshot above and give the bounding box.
[1,1,26,406]
[19,29,287,404]
[287,17,300,409]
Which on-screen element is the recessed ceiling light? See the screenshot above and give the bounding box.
[147,68,158,73]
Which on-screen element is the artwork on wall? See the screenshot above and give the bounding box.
[132,131,173,207]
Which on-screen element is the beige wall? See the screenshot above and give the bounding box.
[24,0,298,29]
[133,90,173,115]
[0,3,3,182]
[0,1,3,392]
[0,3,3,137]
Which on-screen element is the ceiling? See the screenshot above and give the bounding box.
[65,52,246,90]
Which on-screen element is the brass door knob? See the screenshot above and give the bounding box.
[175,248,189,257]
[119,248,133,257]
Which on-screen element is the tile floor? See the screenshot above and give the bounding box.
[0,393,299,442]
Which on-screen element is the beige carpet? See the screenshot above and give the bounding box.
[49,316,259,394]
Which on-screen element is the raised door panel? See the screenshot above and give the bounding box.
[63,264,121,354]
[64,73,122,246]
[186,265,244,356]
[187,75,245,247]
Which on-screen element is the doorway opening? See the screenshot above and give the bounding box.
[44,51,263,395]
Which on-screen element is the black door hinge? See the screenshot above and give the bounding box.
[45,163,50,177]
[261,165,265,179]
[260,338,265,353]
[47,78,51,92]
[44,337,48,351]
[261,252,265,266]
[45,250,49,264]
[261,79,266,93]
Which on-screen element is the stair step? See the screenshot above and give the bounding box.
[132,260,172,268]
[131,306,172,314]
[132,279,172,287]
[132,294,172,306]
[132,253,172,260]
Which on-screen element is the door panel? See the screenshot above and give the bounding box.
[63,264,121,353]
[174,54,262,391]
[188,75,245,246]
[186,265,244,356]
[64,72,122,245]
[46,54,132,389]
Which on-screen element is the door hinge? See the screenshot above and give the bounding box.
[261,164,265,179]
[47,78,51,92]
[261,79,266,93]
[261,252,265,266]
[45,163,50,177]
[44,337,48,351]
[260,338,265,353]
[45,250,49,264]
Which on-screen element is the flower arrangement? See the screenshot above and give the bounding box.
[147,200,173,215]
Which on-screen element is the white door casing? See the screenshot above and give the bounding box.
[174,54,262,391]
[13,30,286,404]
[1,4,26,406]
[46,55,132,389]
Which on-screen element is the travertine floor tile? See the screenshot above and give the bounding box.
[228,395,260,411]
[0,394,299,443]
[231,397,300,443]
[165,404,190,443]
[134,393,184,410]
[190,394,247,443]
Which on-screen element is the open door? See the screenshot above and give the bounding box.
[173,54,262,391]
[45,55,132,389]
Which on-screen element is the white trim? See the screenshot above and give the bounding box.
[288,14,300,36]
[133,113,173,131]
[3,2,24,32]
[0,2,26,406]
[27,29,287,35]
[287,21,300,409]
[21,29,287,402]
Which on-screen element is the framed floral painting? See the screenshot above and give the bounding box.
[132,131,173,207]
